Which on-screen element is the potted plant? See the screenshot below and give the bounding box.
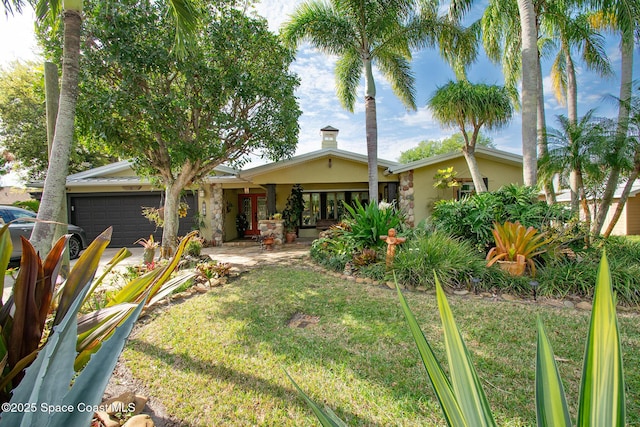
[235,213,249,238]
[486,221,549,276]
[135,234,159,265]
[282,184,304,243]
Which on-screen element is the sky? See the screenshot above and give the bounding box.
[0,0,637,168]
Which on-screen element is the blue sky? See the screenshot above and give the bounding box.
[1,0,637,165]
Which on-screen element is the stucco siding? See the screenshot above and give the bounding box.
[247,157,397,184]
[626,196,640,235]
[409,156,523,223]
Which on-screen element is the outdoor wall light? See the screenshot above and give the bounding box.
[199,189,205,198]
[328,158,332,168]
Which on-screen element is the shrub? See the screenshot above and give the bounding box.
[392,230,488,289]
[310,237,356,272]
[342,199,406,250]
[432,184,569,251]
[12,199,39,212]
[537,236,640,305]
[186,237,203,257]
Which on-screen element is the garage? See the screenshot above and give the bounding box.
[68,192,196,247]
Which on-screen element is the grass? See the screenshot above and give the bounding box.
[122,265,640,426]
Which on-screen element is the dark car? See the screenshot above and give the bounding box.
[0,205,88,260]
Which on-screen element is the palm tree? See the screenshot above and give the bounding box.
[29,0,197,257]
[589,0,639,235]
[281,0,448,203]
[603,87,640,237]
[542,3,612,212]
[450,0,539,187]
[428,80,513,193]
[539,111,605,224]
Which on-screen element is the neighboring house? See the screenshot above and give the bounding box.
[555,180,640,236]
[32,127,527,246]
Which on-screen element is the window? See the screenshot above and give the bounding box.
[454,178,488,200]
[301,191,366,226]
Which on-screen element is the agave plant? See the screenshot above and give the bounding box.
[486,221,549,276]
[288,252,625,426]
[0,226,198,401]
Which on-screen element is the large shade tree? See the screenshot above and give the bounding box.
[428,80,513,193]
[76,0,301,255]
[29,0,196,257]
[281,0,451,203]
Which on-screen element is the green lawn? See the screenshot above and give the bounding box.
[123,265,640,426]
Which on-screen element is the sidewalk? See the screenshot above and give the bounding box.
[3,241,312,302]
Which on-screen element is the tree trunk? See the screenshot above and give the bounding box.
[161,184,182,259]
[363,58,378,203]
[593,30,634,236]
[517,0,538,187]
[536,51,555,203]
[30,10,82,257]
[462,146,487,193]
[603,157,640,238]
[565,45,582,215]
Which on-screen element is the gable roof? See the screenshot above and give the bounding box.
[239,148,398,179]
[61,160,240,188]
[387,146,522,174]
[555,179,640,202]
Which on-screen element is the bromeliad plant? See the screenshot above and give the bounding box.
[486,221,549,276]
[288,252,625,426]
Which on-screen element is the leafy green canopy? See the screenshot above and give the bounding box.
[77,0,301,180]
[398,133,495,163]
[0,61,114,181]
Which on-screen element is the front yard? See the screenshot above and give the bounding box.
[122,265,640,426]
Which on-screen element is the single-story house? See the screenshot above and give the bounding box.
[555,180,640,236]
[41,126,528,246]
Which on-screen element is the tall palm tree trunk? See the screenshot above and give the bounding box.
[537,53,555,203]
[518,0,538,187]
[565,46,581,215]
[593,33,635,235]
[30,10,82,257]
[364,58,378,203]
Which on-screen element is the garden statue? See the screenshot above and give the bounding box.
[380,228,405,268]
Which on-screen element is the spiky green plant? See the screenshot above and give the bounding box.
[288,252,625,426]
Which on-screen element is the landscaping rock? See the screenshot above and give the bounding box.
[385,281,395,290]
[95,411,120,427]
[501,294,518,302]
[563,301,575,309]
[576,301,592,311]
[453,289,469,296]
[123,414,155,427]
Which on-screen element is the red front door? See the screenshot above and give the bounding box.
[239,194,267,236]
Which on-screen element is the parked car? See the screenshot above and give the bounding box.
[0,205,88,260]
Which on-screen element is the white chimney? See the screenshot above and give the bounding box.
[320,125,339,149]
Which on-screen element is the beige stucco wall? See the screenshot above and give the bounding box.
[408,157,523,224]
[245,156,397,185]
[625,196,640,235]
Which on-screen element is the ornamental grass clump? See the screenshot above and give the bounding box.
[289,252,626,426]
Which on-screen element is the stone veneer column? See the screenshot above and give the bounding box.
[210,184,224,246]
[399,170,415,227]
[258,219,284,245]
